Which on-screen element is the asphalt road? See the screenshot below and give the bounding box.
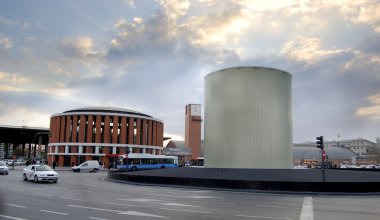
[0,167,380,220]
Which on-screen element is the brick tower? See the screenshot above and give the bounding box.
[185,104,202,160]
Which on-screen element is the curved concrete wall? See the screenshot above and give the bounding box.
[204,66,292,169]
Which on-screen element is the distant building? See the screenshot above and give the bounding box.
[293,143,357,167]
[164,140,192,165]
[324,138,376,158]
[48,107,164,167]
[185,104,202,160]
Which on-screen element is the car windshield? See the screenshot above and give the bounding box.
[35,165,53,171]
[0,162,6,166]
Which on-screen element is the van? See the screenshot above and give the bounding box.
[72,160,101,173]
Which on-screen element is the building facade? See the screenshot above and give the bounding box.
[48,107,164,167]
[185,104,202,160]
[324,138,376,158]
[204,66,293,169]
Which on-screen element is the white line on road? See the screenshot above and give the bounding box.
[101,201,141,208]
[256,204,301,210]
[89,217,110,220]
[68,204,121,213]
[31,192,51,197]
[0,214,28,220]
[148,193,220,199]
[69,205,168,218]
[9,189,24,192]
[59,196,89,202]
[118,211,169,218]
[237,214,292,220]
[192,201,237,206]
[160,207,212,214]
[6,204,26,208]
[40,210,69,215]
[300,197,313,220]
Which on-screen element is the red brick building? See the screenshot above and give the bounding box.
[48,107,164,167]
[185,104,202,160]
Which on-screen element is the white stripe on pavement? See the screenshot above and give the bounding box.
[300,197,313,220]
[40,210,69,215]
[119,211,168,218]
[160,208,212,214]
[89,217,110,220]
[0,214,28,220]
[6,204,26,208]
[237,214,292,220]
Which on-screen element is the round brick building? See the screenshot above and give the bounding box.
[48,107,164,167]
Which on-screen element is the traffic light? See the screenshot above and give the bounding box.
[316,136,324,149]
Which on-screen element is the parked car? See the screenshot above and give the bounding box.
[366,164,376,169]
[14,159,26,166]
[23,164,58,183]
[72,160,101,173]
[0,161,9,175]
[293,164,308,169]
[375,164,380,169]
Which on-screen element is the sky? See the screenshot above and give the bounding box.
[0,0,379,143]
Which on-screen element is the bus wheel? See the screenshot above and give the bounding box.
[132,166,137,171]
[160,166,166,169]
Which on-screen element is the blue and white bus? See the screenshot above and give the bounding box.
[118,153,179,171]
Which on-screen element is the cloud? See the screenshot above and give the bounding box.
[160,0,190,20]
[0,34,12,49]
[356,92,380,119]
[60,36,100,58]
[280,36,347,64]
[340,1,380,32]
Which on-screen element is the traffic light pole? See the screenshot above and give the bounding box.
[316,136,325,183]
[321,151,325,183]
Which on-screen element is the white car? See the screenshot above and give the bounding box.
[0,161,9,175]
[293,164,308,169]
[72,160,101,173]
[23,164,59,183]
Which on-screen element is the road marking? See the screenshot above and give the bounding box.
[59,196,88,202]
[237,214,292,220]
[89,217,110,220]
[6,204,26,208]
[0,214,28,220]
[32,192,51,197]
[256,204,301,210]
[162,202,200,207]
[69,205,168,218]
[119,211,168,218]
[160,208,212,214]
[192,201,237,205]
[148,193,220,199]
[118,198,163,202]
[300,197,313,220]
[9,189,24,192]
[40,210,69,215]
[68,205,121,213]
[101,202,141,208]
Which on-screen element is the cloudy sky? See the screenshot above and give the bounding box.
[0,0,379,143]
